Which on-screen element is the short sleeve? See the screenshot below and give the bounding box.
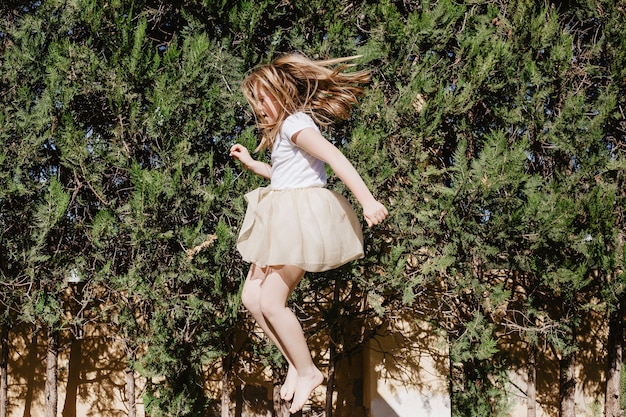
[271,112,326,189]
[281,113,319,142]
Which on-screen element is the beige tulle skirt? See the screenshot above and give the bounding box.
[236,187,364,272]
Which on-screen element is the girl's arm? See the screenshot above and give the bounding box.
[229,144,271,179]
[292,128,388,227]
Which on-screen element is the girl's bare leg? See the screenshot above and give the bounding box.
[258,265,324,413]
[241,264,324,413]
[242,265,298,400]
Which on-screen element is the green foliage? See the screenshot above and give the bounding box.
[353,0,625,415]
[451,356,511,417]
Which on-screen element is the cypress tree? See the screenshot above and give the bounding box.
[1,2,76,414]
[353,0,625,415]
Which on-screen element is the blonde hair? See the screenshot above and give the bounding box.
[242,53,370,151]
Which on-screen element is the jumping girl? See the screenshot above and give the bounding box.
[229,53,388,414]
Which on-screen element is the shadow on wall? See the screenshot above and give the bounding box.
[501,302,608,417]
[4,281,448,417]
[364,315,451,417]
[7,323,140,417]
[369,397,401,417]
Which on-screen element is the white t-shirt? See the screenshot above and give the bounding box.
[270,112,327,190]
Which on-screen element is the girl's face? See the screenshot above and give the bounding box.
[257,87,280,124]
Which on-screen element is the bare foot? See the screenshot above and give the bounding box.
[281,365,298,401]
[289,367,324,414]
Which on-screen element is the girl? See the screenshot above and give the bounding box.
[229,53,388,414]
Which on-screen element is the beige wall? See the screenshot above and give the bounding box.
[501,305,607,417]
[363,318,450,417]
[6,325,146,417]
[3,309,610,417]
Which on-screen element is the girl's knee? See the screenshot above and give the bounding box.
[241,264,265,313]
[241,285,259,313]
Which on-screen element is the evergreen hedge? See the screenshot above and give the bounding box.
[1,0,624,416]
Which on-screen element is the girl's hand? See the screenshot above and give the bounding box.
[362,199,388,228]
[229,143,272,179]
[229,144,253,167]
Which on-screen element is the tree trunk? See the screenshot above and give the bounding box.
[605,295,624,417]
[272,365,289,417]
[61,333,81,417]
[325,333,337,417]
[23,329,37,417]
[325,279,342,417]
[234,382,243,417]
[44,328,59,417]
[222,352,232,417]
[527,342,536,417]
[126,350,137,417]
[0,325,8,417]
[559,347,576,417]
[123,337,137,417]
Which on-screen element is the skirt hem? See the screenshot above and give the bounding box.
[236,186,364,273]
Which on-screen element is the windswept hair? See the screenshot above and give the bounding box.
[242,53,370,151]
